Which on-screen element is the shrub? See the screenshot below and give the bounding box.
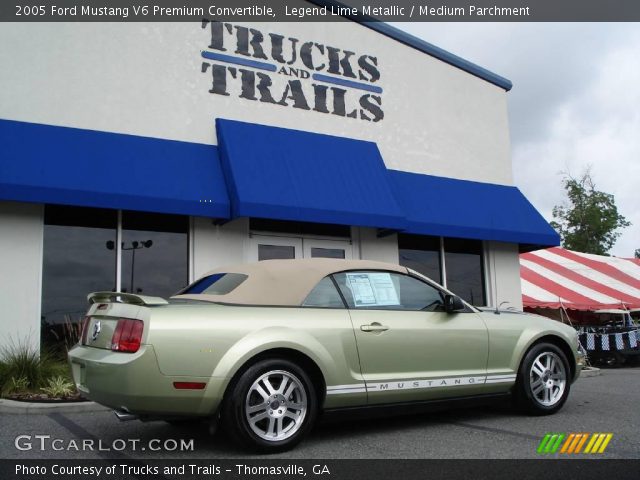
[61,315,83,352]
[0,338,44,390]
[0,336,75,397]
[47,361,73,382]
[41,315,84,360]
[0,338,67,389]
[0,361,7,392]
[3,376,29,395]
[41,376,74,398]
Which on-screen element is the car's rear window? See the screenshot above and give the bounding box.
[178,273,248,295]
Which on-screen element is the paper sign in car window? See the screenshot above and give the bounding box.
[346,272,400,307]
[369,273,400,305]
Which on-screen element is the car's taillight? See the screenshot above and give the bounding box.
[111,319,144,353]
[80,316,90,345]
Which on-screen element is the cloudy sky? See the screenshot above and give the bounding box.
[394,23,640,258]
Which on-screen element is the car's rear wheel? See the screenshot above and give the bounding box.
[221,358,317,452]
[515,342,570,415]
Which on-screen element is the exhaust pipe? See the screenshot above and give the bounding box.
[114,408,138,422]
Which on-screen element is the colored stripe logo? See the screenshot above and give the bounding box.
[200,51,383,93]
[537,433,613,454]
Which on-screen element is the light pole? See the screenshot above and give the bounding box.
[106,240,153,293]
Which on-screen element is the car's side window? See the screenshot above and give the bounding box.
[302,276,345,308]
[333,271,444,311]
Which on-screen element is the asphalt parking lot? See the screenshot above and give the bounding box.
[1,368,639,460]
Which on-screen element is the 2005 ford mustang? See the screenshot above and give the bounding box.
[68,259,583,452]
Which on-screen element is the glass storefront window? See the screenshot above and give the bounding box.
[41,206,189,351]
[121,211,188,296]
[398,234,442,284]
[444,238,485,306]
[398,235,486,307]
[41,206,117,350]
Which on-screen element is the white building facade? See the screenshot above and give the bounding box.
[0,13,558,351]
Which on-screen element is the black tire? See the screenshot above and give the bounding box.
[221,358,318,453]
[514,342,571,415]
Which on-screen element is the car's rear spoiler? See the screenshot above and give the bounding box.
[87,291,169,306]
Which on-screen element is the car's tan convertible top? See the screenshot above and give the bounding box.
[173,258,408,306]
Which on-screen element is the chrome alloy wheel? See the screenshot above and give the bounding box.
[529,351,567,407]
[244,370,308,441]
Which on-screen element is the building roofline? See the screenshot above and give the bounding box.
[310,0,513,91]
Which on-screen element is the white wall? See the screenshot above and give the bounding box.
[354,227,399,264]
[0,10,512,185]
[0,202,43,352]
[485,241,524,311]
[191,217,249,279]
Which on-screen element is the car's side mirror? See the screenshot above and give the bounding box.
[444,294,466,313]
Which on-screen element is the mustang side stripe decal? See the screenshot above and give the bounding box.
[326,374,516,395]
[326,388,368,395]
[327,384,366,390]
[326,383,367,395]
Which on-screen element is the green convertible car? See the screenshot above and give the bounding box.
[68,258,583,452]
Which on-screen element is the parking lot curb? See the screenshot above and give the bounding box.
[580,367,601,378]
[0,398,109,415]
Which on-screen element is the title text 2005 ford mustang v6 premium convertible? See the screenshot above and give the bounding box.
[69,259,583,452]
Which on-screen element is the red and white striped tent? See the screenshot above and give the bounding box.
[520,247,640,311]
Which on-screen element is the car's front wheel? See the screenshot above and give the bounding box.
[221,358,317,452]
[515,342,571,415]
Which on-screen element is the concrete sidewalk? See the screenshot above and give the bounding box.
[579,366,601,378]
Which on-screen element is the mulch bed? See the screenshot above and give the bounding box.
[5,392,88,403]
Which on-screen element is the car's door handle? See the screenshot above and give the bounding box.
[360,323,389,332]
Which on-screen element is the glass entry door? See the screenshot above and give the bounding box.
[251,235,303,261]
[249,235,352,261]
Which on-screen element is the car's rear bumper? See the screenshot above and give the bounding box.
[68,344,225,416]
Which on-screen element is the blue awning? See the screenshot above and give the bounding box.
[0,119,230,218]
[388,170,560,248]
[216,119,407,230]
[1,118,558,249]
